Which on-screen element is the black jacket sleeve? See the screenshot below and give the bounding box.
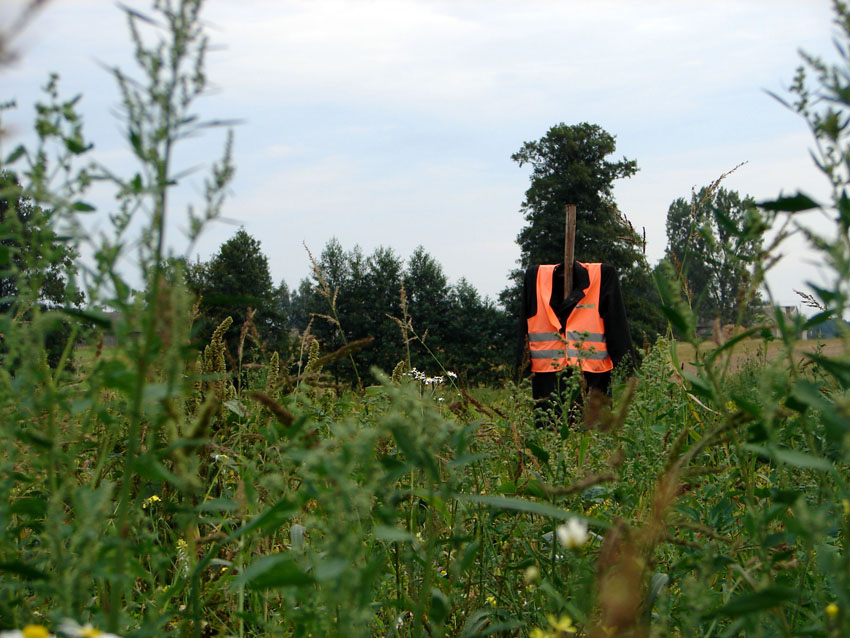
[598,263,634,369]
[515,265,539,373]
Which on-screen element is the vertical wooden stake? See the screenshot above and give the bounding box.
[564,204,576,299]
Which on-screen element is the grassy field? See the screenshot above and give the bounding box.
[2,321,849,637]
[673,337,845,373]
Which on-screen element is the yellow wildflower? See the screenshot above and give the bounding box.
[826,603,839,619]
[530,628,549,638]
[142,495,161,509]
[547,614,577,633]
[22,626,51,638]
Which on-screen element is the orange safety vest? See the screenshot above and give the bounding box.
[527,262,613,374]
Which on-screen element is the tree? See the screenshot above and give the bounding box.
[0,170,83,309]
[0,170,83,367]
[444,278,513,382]
[403,246,451,370]
[186,227,287,356]
[291,240,403,384]
[664,186,764,326]
[503,122,664,345]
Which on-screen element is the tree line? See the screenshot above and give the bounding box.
[2,122,765,383]
[186,232,514,385]
[183,122,765,385]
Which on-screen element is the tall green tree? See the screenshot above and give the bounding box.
[0,170,83,366]
[664,186,764,326]
[186,227,287,355]
[0,170,83,309]
[292,240,404,383]
[403,246,451,370]
[503,122,664,344]
[443,277,513,381]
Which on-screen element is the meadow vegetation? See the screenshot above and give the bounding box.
[2,1,850,637]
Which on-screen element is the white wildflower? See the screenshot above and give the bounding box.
[446,371,457,378]
[57,619,122,638]
[556,518,589,549]
[0,626,54,638]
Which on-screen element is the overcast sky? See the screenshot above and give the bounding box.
[2,0,842,306]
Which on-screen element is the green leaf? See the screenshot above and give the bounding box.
[59,306,113,327]
[135,454,182,485]
[803,352,850,388]
[196,498,237,512]
[10,497,47,518]
[743,444,834,472]
[231,554,313,589]
[460,611,523,637]
[803,310,834,329]
[314,558,347,581]
[71,201,96,212]
[4,144,25,164]
[681,371,714,401]
[653,263,695,340]
[526,441,550,464]
[223,498,299,543]
[129,130,144,157]
[496,481,516,494]
[430,587,451,625]
[457,541,480,574]
[703,586,796,618]
[643,572,669,624]
[660,305,691,339]
[449,453,488,469]
[758,192,820,212]
[0,560,48,581]
[374,525,416,543]
[223,399,247,418]
[64,137,91,154]
[786,380,827,412]
[458,494,608,529]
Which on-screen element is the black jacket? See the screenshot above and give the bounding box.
[517,261,633,396]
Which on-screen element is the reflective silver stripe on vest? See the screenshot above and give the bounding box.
[566,331,606,342]
[528,332,562,342]
[529,349,566,359]
[568,348,609,360]
[531,349,609,361]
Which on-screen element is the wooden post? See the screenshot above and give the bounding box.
[564,204,576,299]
